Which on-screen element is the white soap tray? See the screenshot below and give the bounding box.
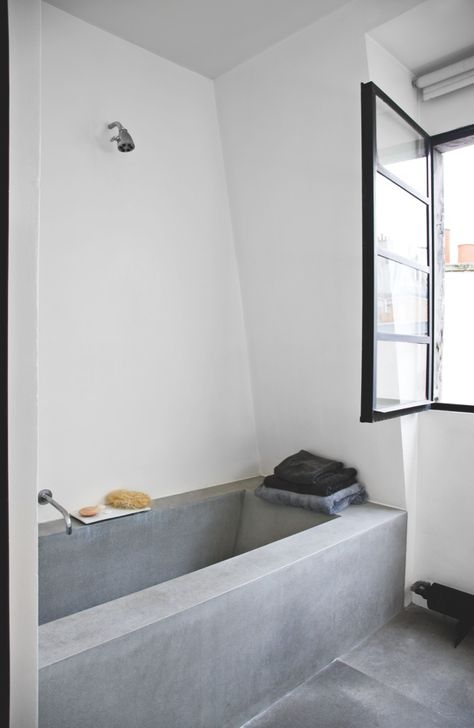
[71,505,151,525]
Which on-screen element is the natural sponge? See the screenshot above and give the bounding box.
[105,489,151,510]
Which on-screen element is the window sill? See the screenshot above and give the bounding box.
[361,401,432,422]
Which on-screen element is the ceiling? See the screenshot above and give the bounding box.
[44,0,351,78]
[370,0,474,76]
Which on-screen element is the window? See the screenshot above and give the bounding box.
[360,82,474,421]
[432,133,474,408]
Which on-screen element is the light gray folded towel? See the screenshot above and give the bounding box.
[255,481,367,515]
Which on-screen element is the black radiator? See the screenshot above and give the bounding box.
[411,581,474,647]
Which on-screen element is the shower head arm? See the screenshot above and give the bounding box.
[108,121,125,131]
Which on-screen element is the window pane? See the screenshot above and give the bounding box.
[376,174,428,264]
[377,258,428,336]
[439,269,474,405]
[437,143,474,405]
[376,97,427,195]
[376,341,427,409]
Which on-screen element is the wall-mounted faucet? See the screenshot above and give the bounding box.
[38,489,72,535]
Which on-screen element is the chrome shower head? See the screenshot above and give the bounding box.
[108,121,135,152]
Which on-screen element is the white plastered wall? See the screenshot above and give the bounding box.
[216,0,474,602]
[38,3,258,520]
[8,0,41,724]
[414,84,474,596]
[364,35,422,600]
[215,0,423,521]
[420,84,474,136]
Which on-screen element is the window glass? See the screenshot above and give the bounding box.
[377,257,428,336]
[376,97,427,195]
[437,143,474,405]
[376,341,428,409]
[376,174,428,264]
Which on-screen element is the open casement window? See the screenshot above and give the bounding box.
[361,82,433,422]
[361,81,474,422]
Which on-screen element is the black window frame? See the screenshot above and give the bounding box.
[360,81,474,422]
[0,0,9,715]
[361,81,433,422]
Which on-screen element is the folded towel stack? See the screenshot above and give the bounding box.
[255,449,367,515]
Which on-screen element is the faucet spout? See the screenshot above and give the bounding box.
[38,489,72,535]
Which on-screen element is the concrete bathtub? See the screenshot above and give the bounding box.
[39,478,406,728]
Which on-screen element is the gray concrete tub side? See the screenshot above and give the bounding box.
[39,487,407,728]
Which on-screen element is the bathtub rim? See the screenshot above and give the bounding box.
[38,477,263,537]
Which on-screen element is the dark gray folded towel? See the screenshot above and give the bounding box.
[274,449,343,485]
[255,482,367,515]
[264,468,357,497]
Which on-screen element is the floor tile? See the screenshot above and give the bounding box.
[244,660,458,728]
[342,605,474,727]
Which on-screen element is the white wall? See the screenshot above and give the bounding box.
[8,0,40,723]
[364,33,421,596]
[420,84,474,135]
[216,0,474,602]
[414,79,474,596]
[38,3,258,521]
[215,0,423,519]
[416,410,474,594]
[365,35,419,117]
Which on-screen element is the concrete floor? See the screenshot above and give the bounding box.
[244,605,474,728]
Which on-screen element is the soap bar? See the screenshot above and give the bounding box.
[79,505,99,517]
